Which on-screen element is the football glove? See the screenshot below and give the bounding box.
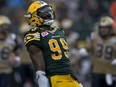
[111,58,116,65]
[36,70,50,87]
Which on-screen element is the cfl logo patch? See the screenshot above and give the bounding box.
[41,31,49,37]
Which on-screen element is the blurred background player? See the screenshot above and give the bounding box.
[85,16,116,87]
[19,22,35,87]
[0,15,21,87]
[24,1,82,87]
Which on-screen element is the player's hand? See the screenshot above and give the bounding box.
[79,83,83,87]
[9,53,21,66]
[79,48,88,57]
[9,53,16,64]
[111,59,116,65]
[36,70,50,87]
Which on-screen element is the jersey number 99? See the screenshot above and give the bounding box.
[49,38,69,60]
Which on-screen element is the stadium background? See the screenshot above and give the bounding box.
[0,0,115,87]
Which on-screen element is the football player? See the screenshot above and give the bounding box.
[24,1,83,87]
[86,16,116,87]
[0,15,21,87]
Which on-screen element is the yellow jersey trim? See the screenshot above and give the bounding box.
[25,38,40,45]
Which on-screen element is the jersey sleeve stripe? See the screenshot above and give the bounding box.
[25,38,40,45]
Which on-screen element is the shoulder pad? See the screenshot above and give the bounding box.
[51,26,60,30]
[24,27,39,36]
[24,27,41,45]
[30,27,38,32]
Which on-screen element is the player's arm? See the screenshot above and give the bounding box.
[24,28,49,87]
[85,32,94,53]
[13,40,21,66]
[27,45,49,87]
[27,45,45,71]
[9,34,21,66]
[111,42,116,65]
[112,58,116,65]
[24,28,45,71]
[110,37,116,65]
[85,41,92,52]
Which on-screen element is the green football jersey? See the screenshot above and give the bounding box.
[24,26,77,77]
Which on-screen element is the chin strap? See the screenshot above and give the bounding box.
[43,20,54,25]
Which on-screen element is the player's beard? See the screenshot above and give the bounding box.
[99,31,110,38]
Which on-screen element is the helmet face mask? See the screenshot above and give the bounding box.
[37,5,55,25]
[0,24,10,35]
[37,5,54,19]
[25,1,55,27]
[99,26,112,38]
[0,15,11,35]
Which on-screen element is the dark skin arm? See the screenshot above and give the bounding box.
[27,45,45,71]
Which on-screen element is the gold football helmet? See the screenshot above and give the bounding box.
[0,15,11,25]
[0,15,11,34]
[98,16,114,37]
[24,1,55,27]
[99,16,114,27]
